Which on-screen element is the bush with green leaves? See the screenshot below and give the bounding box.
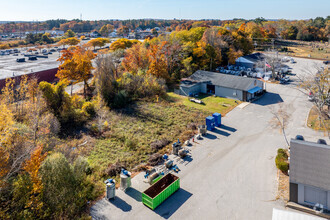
[40,153,98,219]
[39,81,95,130]
[82,101,96,118]
[275,148,289,173]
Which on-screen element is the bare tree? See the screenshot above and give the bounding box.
[297,66,329,138]
[269,104,291,147]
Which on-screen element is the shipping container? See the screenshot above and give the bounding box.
[142,173,180,210]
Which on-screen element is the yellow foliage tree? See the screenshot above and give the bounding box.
[86,38,110,50]
[23,145,47,215]
[0,104,16,188]
[58,37,80,48]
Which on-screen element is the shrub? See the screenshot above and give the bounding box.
[276,158,289,173]
[82,101,96,118]
[40,153,96,219]
[150,138,170,150]
[105,162,125,177]
[113,90,129,108]
[277,148,288,159]
[275,148,289,173]
[148,153,163,166]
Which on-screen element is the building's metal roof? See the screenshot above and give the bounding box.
[183,70,262,91]
[236,52,265,63]
[290,139,330,191]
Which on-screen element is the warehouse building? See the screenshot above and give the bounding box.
[179,70,265,101]
[0,50,60,90]
[289,138,330,211]
[235,52,265,69]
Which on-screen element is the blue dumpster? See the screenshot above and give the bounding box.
[206,116,215,131]
[212,113,221,127]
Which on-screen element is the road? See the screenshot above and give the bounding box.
[90,57,327,220]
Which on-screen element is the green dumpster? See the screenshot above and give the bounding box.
[142,173,180,210]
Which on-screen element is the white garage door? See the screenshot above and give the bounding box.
[304,185,327,206]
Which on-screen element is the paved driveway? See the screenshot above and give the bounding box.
[90,57,327,220]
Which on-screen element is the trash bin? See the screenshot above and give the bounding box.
[206,116,215,131]
[212,113,221,127]
[120,169,131,191]
[105,179,116,200]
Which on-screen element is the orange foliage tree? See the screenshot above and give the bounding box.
[147,42,169,80]
[57,46,96,97]
[122,43,149,74]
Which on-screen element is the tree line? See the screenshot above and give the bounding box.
[1,17,329,42]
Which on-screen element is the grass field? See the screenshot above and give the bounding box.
[88,93,239,178]
[167,92,241,115]
[285,46,329,60]
[307,106,330,131]
[88,100,209,174]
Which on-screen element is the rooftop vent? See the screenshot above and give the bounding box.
[295,135,304,141]
[317,139,327,145]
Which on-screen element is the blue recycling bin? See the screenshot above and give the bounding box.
[206,116,215,131]
[212,113,221,127]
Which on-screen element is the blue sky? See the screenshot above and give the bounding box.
[1,0,329,21]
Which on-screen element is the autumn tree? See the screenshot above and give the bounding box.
[86,37,110,50]
[21,145,47,217]
[117,26,129,36]
[58,37,80,48]
[99,24,114,37]
[227,48,243,65]
[56,46,96,97]
[122,43,149,74]
[0,104,16,189]
[65,29,75,38]
[110,38,139,51]
[147,42,169,80]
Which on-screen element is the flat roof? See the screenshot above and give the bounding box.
[0,50,60,80]
[290,139,330,191]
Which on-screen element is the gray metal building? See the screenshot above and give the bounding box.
[179,70,265,101]
[235,52,265,69]
[289,139,330,210]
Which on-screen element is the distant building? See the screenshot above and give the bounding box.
[179,70,265,101]
[90,31,101,38]
[289,138,330,211]
[109,31,117,38]
[45,30,64,36]
[235,53,265,69]
[128,32,136,39]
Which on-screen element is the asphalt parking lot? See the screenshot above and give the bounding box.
[90,57,327,220]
